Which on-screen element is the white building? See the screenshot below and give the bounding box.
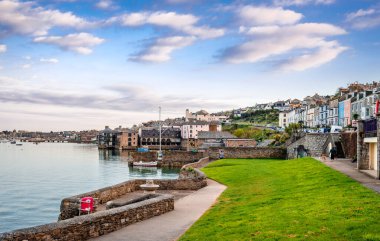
[318,105,328,127]
[279,112,288,128]
[306,108,316,127]
[185,109,227,122]
[181,120,222,139]
[287,110,296,126]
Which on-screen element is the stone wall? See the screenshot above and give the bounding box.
[224,139,257,147]
[341,132,357,159]
[59,177,207,220]
[130,150,206,167]
[181,156,210,169]
[287,133,332,159]
[179,157,209,179]
[207,147,286,160]
[0,194,174,241]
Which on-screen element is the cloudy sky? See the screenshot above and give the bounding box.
[0,0,380,131]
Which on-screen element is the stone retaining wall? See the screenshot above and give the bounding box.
[341,132,357,159]
[287,133,332,159]
[130,150,206,167]
[0,194,174,241]
[59,178,207,220]
[207,147,286,160]
[181,156,210,169]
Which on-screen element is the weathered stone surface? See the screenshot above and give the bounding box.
[207,147,286,160]
[59,177,207,220]
[287,133,333,159]
[130,150,206,167]
[0,194,174,241]
[341,132,357,159]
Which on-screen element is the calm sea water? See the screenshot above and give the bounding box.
[0,142,179,233]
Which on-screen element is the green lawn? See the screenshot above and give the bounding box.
[179,158,380,241]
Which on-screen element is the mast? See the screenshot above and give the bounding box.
[159,106,162,152]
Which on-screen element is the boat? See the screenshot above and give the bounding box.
[16,143,23,146]
[132,161,158,167]
[10,141,16,144]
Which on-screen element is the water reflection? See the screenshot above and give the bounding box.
[0,143,179,233]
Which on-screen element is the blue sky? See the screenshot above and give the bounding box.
[0,0,380,131]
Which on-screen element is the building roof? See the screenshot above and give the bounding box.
[141,127,181,138]
[181,120,210,125]
[101,126,115,134]
[195,110,209,115]
[198,131,236,139]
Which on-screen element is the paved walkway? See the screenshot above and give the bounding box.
[91,179,226,241]
[316,157,380,193]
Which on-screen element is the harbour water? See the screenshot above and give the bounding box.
[0,142,179,233]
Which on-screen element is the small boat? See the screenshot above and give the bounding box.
[16,143,23,146]
[132,161,158,167]
[10,141,16,144]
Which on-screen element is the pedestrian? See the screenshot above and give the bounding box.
[330,147,337,160]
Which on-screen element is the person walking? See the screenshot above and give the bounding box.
[330,147,337,160]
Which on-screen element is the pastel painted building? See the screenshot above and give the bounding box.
[338,101,345,126]
[344,99,351,126]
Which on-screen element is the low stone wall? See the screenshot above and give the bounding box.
[224,139,257,147]
[181,156,210,169]
[130,150,206,167]
[59,177,207,220]
[207,147,286,160]
[0,194,174,241]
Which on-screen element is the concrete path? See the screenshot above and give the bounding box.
[316,157,380,193]
[91,179,226,241]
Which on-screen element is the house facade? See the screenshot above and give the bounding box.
[139,127,181,149]
[185,109,227,122]
[357,117,380,179]
[279,112,288,128]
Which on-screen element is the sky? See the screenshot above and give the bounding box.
[0,0,380,131]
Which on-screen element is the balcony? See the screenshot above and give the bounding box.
[364,118,377,138]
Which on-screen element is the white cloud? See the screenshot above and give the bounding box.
[109,11,225,39]
[274,0,335,6]
[40,58,59,63]
[223,22,347,71]
[279,42,347,71]
[22,64,31,69]
[346,9,376,21]
[0,0,95,36]
[33,33,105,54]
[95,0,117,10]
[131,36,196,62]
[166,0,199,3]
[0,44,6,53]
[238,6,303,26]
[346,8,380,29]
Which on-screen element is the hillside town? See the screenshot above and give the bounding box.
[278,81,380,129]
